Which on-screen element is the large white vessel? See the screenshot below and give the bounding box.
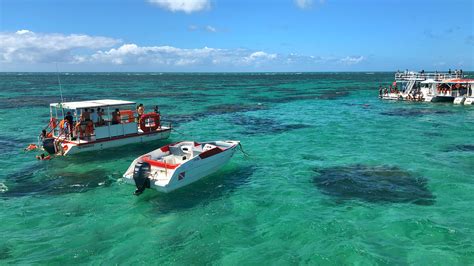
[40,99,171,156]
[380,70,473,105]
[123,140,240,194]
[420,78,474,103]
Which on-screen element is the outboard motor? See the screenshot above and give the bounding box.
[133,162,151,195]
[42,138,57,155]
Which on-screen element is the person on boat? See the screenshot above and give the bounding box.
[36,153,51,160]
[82,108,91,121]
[90,109,99,126]
[112,109,121,125]
[39,129,52,141]
[64,112,74,138]
[74,122,83,139]
[417,93,423,101]
[136,104,145,122]
[75,114,86,139]
[135,104,145,124]
[378,86,382,97]
[96,108,105,126]
[62,119,71,138]
[85,120,94,140]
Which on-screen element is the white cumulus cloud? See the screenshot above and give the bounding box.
[295,0,325,9]
[148,0,210,14]
[339,56,365,65]
[187,24,218,32]
[244,51,277,63]
[88,44,277,67]
[205,25,217,32]
[0,30,120,63]
[0,29,369,71]
[188,25,199,31]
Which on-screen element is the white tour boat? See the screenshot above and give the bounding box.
[380,70,467,103]
[420,78,474,104]
[449,79,474,105]
[123,140,240,194]
[40,99,171,156]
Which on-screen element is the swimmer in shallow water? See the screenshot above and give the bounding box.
[24,144,38,151]
[36,153,51,160]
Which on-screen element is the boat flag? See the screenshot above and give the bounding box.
[178,172,185,180]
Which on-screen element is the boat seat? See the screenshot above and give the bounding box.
[203,144,216,151]
[164,155,177,164]
[180,145,193,154]
[169,146,185,156]
[169,145,193,156]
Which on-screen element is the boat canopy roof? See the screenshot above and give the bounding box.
[50,99,136,109]
[420,79,440,84]
[441,78,474,84]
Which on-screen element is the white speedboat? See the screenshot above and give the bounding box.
[123,140,240,194]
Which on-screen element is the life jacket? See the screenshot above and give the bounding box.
[59,119,66,129]
[50,117,57,129]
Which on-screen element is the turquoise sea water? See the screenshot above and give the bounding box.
[0,72,473,264]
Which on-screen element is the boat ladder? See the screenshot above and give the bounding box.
[404,79,416,96]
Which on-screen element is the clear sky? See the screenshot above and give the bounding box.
[0,0,473,71]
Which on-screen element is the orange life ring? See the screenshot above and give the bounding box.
[139,113,160,132]
[120,110,135,123]
[63,145,69,151]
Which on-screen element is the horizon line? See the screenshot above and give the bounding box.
[1,70,473,74]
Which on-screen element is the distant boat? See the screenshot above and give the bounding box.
[123,140,240,194]
[379,70,474,105]
[420,78,474,103]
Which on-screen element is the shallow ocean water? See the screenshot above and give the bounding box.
[0,72,473,264]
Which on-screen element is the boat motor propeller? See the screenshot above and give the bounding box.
[133,162,151,195]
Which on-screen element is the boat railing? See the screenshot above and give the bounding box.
[395,72,463,81]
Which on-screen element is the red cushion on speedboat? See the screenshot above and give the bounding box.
[142,156,180,169]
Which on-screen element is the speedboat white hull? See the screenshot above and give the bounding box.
[123,140,240,194]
